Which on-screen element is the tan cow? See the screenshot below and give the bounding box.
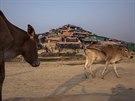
[84,45,133,79]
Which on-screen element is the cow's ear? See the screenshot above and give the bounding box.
[27,24,36,38]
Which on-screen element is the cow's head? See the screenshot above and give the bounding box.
[120,46,133,59]
[21,24,40,67]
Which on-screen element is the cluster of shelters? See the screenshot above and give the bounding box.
[38,24,135,52]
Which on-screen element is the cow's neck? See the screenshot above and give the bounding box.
[4,27,27,60]
[1,12,29,60]
[4,47,21,61]
[5,25,28,60]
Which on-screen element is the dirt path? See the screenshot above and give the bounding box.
[3,56,135,101]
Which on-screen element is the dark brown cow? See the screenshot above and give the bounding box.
[0,10,40,101]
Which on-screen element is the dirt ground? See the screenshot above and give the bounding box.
[3,52,135,101]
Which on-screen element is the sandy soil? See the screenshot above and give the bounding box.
[3,53,135,101]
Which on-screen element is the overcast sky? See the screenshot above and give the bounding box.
[0,0,135,43]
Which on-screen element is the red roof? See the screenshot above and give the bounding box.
[47,37,62,41]
[57,41,81,45]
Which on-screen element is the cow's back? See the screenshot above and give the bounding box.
[89,45,128,63]
[0,15,13,50]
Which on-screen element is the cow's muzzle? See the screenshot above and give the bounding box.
[31,60,40,67]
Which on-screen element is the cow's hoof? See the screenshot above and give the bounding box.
[117,76,120,78]
[91,74,95,78]
[101,76,105,79]
[85,74,88,79]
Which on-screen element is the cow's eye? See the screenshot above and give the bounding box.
[124,49,128,52]
[36,43,43,50]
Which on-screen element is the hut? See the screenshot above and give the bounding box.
[127,42,135,51]
[88,35,109,41]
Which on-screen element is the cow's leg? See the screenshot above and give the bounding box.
[0,51,5,101]
[112,63,120,78]
[84,57,94,78]
[58,48,62,53]
[101,61,110,79]
[87,60,94,78]
[84,57,89,70]
[84,64,94,78]
[76,49,79,53]
[88,64,94,78]
[84,57,89,78]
